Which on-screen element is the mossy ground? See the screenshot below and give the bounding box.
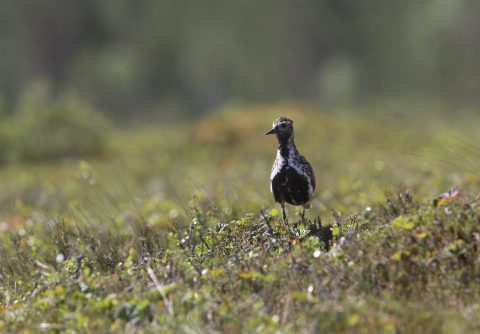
[1,104,480,333]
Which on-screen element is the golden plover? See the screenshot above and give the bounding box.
[265,117,316,223]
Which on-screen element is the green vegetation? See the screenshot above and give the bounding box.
[0,81,110,163]
[1,1,480,118]
[1,1,479,332]
[1,105,480,332]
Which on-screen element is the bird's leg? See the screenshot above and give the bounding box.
[301,207,306,223]
[281,202,287,224]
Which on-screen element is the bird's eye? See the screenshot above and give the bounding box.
[280,123,287,128]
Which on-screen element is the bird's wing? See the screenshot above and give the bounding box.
[300,155,316,192]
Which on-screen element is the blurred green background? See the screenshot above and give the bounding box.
[1,0,479,124]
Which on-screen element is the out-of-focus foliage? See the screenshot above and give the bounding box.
[0,81,110,162]
[0,0,479,119]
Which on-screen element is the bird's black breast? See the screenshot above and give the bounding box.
[271,165,311,206]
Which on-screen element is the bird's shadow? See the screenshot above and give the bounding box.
[293,216,333,251]
[259,209,333,252]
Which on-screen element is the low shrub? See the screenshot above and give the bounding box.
[1,81,110,162]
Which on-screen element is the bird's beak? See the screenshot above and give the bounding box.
[265,128,276,135]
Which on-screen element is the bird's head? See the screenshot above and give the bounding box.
[265,117,294,141]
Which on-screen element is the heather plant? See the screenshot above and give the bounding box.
[1,104,480,333]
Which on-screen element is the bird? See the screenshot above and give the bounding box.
[265,117,316,223]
